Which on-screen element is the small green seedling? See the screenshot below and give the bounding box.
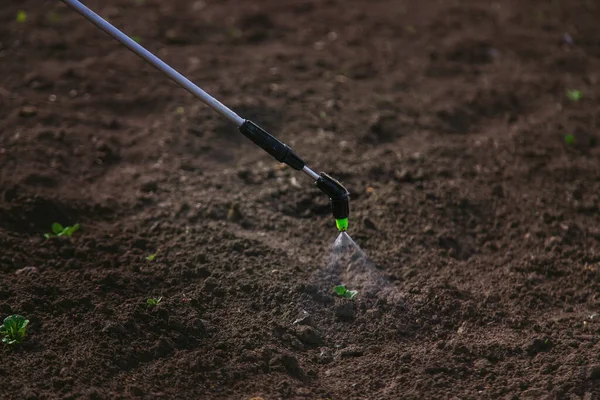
[566,90,582,102]
[146,253,157,261]
[564,134,575,145]
[44,223,80,239]
[146,297,162,308]
[334,285,358,299]
[132,36,142,44]
[1,315,29,345]
[46,11,61,23]
[16,11,27,23]
[226,27,242,39]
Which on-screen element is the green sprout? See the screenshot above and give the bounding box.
[1,315,29,345]
[564,134,575,145]
[146,253,156,261]
[566,90,582,102]
[47,11,61,23]
[44,223,80,239]
[226,27,242,39]
[132,36,142,44]
[16,11,27,23]
[334,285,358,299]
[146,297,162,308]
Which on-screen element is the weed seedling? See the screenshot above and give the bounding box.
[226,27,242,39]
[334,285,358,299]
[46,11,61,23]
[44,223,80,239]
[566,89,582,102]
[146,297,162,308]
[146,253,157,261]
[16,11,27,23]
[564,134,575,145]
[1,315,29,345]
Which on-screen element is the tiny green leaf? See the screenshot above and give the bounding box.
[1,315,29,345]
[334,285,347,296]
[226,27,242,38]
[16,11,27,23]
[64,223,80,237]
[47,11,61,23]
[564,134,575,145]
[52,223,64,234]
[132,36,142,44]
[46,223,80,238]
[146,253,156,261]
[334,285,358,299]
[566,89,582,102]
[146,297,162,307]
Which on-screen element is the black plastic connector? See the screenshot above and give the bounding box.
[316,172,350,220]
[239,120,305,170]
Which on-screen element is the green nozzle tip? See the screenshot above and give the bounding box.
[335,218,348,232]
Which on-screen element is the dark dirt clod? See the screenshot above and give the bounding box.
[140,179,158,193]
[334,302,356,321]
[363,217,377,230]
[201,277,219,293]
[589,365,600,380]
[269,353,303,377]
[2,0,600,398]
[294,325,323,345]
[525,337,552,356]
[339,346,364,358]
[364,111,399,144]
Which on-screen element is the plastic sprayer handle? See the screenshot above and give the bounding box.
[239,121,305,170]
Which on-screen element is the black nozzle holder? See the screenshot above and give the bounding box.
[239,120,305,170]
[316,172,350,220]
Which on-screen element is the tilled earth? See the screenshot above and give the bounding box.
[1,0,600,399]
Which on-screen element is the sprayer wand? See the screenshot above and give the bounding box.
[61,0,349,232]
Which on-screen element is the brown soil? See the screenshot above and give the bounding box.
[2,0,600,399]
